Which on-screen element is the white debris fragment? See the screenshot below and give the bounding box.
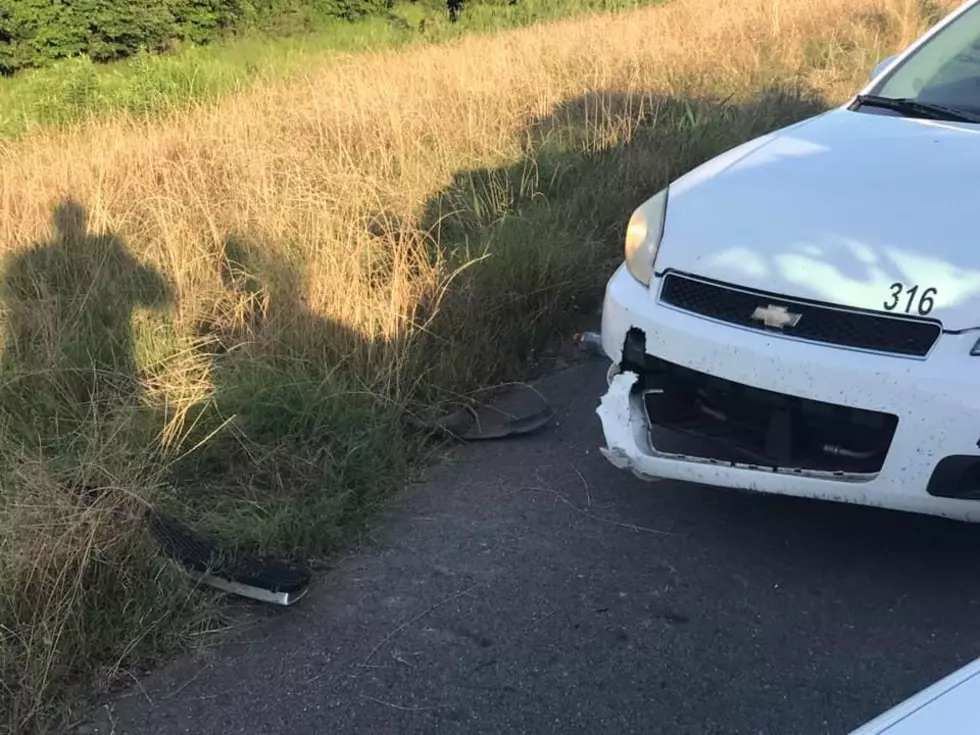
[596,369,665,483]
[596,369,640,467]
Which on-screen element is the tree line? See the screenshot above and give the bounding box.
[0,0,513,75]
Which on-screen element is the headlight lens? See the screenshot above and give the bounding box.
[624,187,669,286]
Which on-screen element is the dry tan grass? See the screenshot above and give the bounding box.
[0,0,948,367]
[0,0,959,730]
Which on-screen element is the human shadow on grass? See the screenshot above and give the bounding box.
[167,234,413,558]
[407,83,830,398]
[170,220,561,563]
[0,198,180,734]
[0,198,173,447]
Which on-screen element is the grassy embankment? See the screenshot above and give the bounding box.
[0,0,958,731]
[0,0,664,140]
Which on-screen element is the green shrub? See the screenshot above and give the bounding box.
[0,0,396,75]
[0,0,88,74]
[170,0,243,45]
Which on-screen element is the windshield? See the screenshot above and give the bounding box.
[871,1,980,115]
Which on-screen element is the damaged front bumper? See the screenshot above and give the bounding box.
[596,358,889,485]
[597,365,651,478]
[593,264,980,522]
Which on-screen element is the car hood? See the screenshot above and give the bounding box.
[656,107,980,331]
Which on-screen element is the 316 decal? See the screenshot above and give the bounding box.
[883,282,937,316]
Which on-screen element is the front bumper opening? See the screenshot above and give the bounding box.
[619,329,899,476]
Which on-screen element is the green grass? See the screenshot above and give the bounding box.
[0,0,659,140]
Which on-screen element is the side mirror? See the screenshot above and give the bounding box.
[870,54,898,82]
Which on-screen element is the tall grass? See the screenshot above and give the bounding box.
[0,0,959,730]
[0,0,662,140]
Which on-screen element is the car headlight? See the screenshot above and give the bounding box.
[624,187,669,286]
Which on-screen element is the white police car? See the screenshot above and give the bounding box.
[596,0,980,522]
[848,655,980,733]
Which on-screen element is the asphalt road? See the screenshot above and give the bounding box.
[89,359,980,735]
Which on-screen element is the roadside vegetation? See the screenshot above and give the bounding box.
[0,0,661,139]
[0,0,960,731]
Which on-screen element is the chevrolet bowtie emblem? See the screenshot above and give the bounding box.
[751,304,802,329]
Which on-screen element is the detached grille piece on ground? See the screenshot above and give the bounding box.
[148,512,311,606]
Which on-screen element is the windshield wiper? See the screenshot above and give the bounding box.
[852,94,980,124]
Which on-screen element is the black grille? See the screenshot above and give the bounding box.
[658,273,941,357]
